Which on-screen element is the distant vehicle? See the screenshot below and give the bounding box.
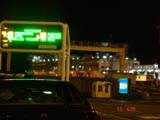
[0,78,101,120]
[136,74,154,82]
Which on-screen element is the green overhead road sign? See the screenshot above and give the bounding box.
[0,20,70,82]
[0,21,66,52]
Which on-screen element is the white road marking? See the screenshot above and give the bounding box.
[137,115,160,119]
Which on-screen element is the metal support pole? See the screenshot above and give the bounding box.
[61,24,67,81]
[61,51,65,81]
[0,52,2,71]
[119,50,125,72]
[6,52,11,71]
[66,24,70,82]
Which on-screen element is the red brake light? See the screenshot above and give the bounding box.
[82,108,101,120]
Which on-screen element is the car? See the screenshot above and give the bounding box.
[0,77,101,120]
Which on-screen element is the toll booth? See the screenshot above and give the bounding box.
[92,81,112,98]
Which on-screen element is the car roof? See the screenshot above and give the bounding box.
[0,78,60,81]
[0,78,73,87]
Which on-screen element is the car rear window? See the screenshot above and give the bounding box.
[0,80,87,105]
[0,85,64,104]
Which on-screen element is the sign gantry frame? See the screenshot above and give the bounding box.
[0,20,70,81]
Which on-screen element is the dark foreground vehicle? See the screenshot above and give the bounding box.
[0,78,101,120]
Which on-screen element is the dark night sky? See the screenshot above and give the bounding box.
[0,0,160,65]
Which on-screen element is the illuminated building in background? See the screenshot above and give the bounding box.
[126,63,160,80]
[28,53,59,76]
[27,53,160,80]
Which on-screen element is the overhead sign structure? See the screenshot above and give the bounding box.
[0,20,70,81]
[0,20,66,52]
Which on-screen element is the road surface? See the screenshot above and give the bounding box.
[88,98,160,120]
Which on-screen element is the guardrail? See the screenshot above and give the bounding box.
[134,85,160,100]
[70,41,128,48]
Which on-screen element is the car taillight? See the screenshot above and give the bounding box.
[82,108,101,120]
